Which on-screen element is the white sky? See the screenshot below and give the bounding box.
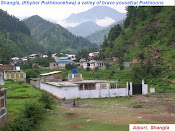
[0,1,126,27]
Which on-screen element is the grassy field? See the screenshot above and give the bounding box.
[4,80,42,120]
[36,95,175,131]
[36,97,131,131]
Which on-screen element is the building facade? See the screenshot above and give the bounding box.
[40,80,148,100]
[30,78,41,89]
[40,71,62,82]
[4,70,26,82]
[0,88,8,128]
[83,60,105,70]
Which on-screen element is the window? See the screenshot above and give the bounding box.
[84,83,96,90]
[100,84,107,89]
[1,98,5,108]
[79,84,83,90]
[16,73,19,79]
[0,93,3,97]
[6,72,10,79]
[11,72,15,79]
[20,73,24,78]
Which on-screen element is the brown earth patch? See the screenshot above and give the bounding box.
[65,113,78,118]
[61,95,175,125]
[48,113,57,116]
[69,125,84,130]
[7,96,31,99]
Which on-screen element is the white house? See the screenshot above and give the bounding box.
[29,54,37,59]
[40,72,148,99]
[83,60,105,70]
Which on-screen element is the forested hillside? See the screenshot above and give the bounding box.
[0,9,45,59]
[100,7,175,91]
[24,16,97,53]
[86,21,122,45]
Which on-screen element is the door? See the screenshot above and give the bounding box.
[133,84,142,95]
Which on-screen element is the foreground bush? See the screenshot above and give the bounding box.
[4,101,45,131]
[38,93,54,110]
[23,101,45,126]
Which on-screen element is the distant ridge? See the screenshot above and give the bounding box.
[67,21,104,37]
[65,6,126,37]
[24,15,97,53]
[64,6,126,24]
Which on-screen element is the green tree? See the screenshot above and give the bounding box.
[65,63,76,70]
[0,45,11,64]
[47,51,52,58]
[108,24,122,42]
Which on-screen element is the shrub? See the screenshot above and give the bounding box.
[4,101,45,131]
[104,63,110,69]
[26,69,40,82]
[38,93,54,109]
[65,63,76,70]
[86,67,90,71]
[18,81,24,85]
[23,102,45,126]
[4,116,32,131]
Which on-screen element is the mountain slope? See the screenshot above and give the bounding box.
[0,9,45,57]
[24,15,97,53]
[67,21,104,37]
[64,6,126,24]
[100,7,175,91]
[86,21,123,45]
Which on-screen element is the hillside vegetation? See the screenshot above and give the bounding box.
[24,15,97,53]
[86,21,123,46]
[0,9,45,58]
[100,7,175,92]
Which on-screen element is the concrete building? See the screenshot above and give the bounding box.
[83,60,105,70]
[29,54,37,59]
[30,78,41,89]
[4,70,26,82]
[40,71,148,99]
[49,62,83,69]
[0,65,14,73]
[40,71,62,82]
[0,88,8,128]
[0,65,14,77]
[40,80,148,100]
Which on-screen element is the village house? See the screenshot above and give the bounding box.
[83,60,105,70]
[65,54,76,61]
[40,71,148,99]
[0,65,14,72]
[0,88,9,128]
[4,70,26,82]
[0,65,14,77]
[40,71,62,82]
[29,54,38,59]
[49,62,83,69]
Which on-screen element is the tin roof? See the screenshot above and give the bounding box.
[40,71,62,76]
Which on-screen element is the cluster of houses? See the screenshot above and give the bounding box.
[10,52,133,70]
